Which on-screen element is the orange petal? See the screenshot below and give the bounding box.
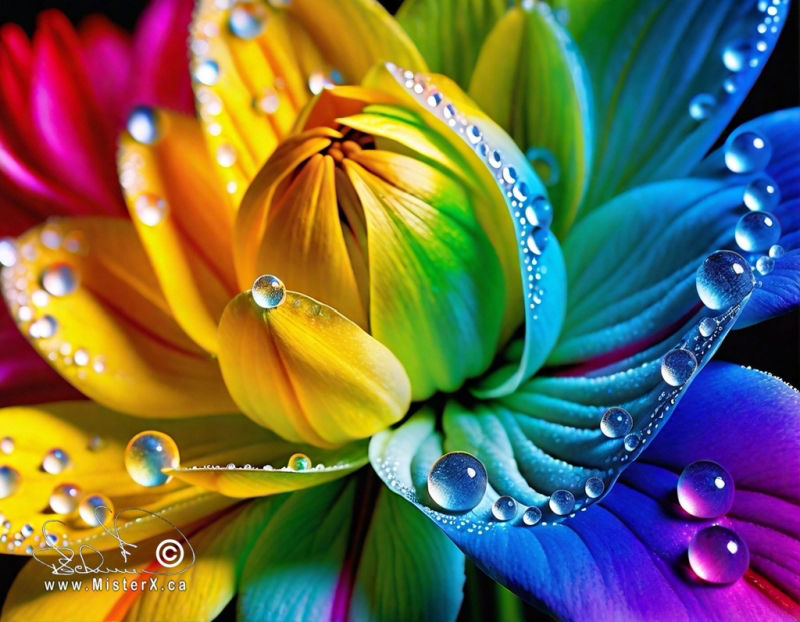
[119,108,237,353]
[218,287,411,447]
[0,218,235,416]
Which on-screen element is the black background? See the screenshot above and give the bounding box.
[0,1,797,620]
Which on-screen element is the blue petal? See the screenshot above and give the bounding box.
[371,364,800,620]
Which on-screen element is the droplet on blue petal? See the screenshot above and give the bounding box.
[42,449,70,475]
[229,1,267,39]
[524,197,553,230]
[548,489,575,515]
[600,407,633,438]
[78,493,113,527]
[721,39,758,72]
[696,250,755,310]
[526,227,549,255]
[743,176,780,211]
[585,477,604,499]
[41,263,78,297]
[698,317,718,338]
[734,211,781,252]
[525,147,560,186]
[768,244,784,259]
[521,506,542,526]
[124,431,180,487]
[688,94,716,121]
[427,452,487,512]
[755,255,774,275]
[126,106,160,144]
[677,460,735,519]
[624,432,641,452]
[0,466,20,498]
[688,526,749,584]
[252,274,286,309]
[49,483,81,514]
[491,496,517,521]
[287,453,312,470]
[724,130,772,174]
[661,348,697,387]
[194,59,221,86]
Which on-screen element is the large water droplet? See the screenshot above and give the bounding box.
[743,176,780,211]
[0,238,19,267]
[0,466,20,498]
[688,526,749,584]
[548,489,575,515]
[677,460,734,519]
[126,106,160,144]
[427,452,487,512]
[41,263,78,297]
[734,211,781,252]
[524,197,553,230]
[252,274,286,309]
[688,94,716,121]
[600,407,633,438]
[49,483,81,514]
[42,449,70,475]
[755,255,774,275]
[661,348,697,387]
[491,496,517,521]
[135,194,169,227]
[194,59,220,86]
[584,477,605,499]
[521,506,542,526]
[124,431,180,487]
[229,1,267,39]
[526,227,549,255]
[721,39,758,72]
[696,250,755,310]
[78,493,113,527]
[724,130,771,174]
[287,453,312,470]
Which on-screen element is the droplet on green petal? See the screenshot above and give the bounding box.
[287,453,312,470]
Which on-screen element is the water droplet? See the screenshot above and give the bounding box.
[0,437,13,454]
[253,88,280,114]
[135,193,169,226]
[600,407,633,438]
[721,39,758,72]
[548,490,575,515]
[20,524,33,537]
[29,315,57,339]
[49,483,81,514]
[624,432,641,452]
[526,147,560,186]
[696,250,755,310]
[491,496,517,521]
[466,125,482,145]
[521,506,542,526]
[487,150,502,169]
[743,176,780,211]
[42,449,70,475]
[768,244,785,259]
[677,460,734,519]
[688,525,749,584]
[89,435,104,452]
[194,59,220,86]
[688,94,716,121]
[661,348,697,387]
[41,263,78,297]
[124,431,180,487]
[126,106,160,144]
[698,317,718,338]
[252,274,286,309]
[308,70,333,95]
[526,227,549,255]
[724,130,771,174]
[426,91,443,107]
[755,255,774,275]
[584,477,604,499]
[427,452,487,512]
[216,144,237,167]
[0,238,18,267]
[735,211,781,252]
[229,1,267,39]
[0,466,20,498]
[287,453,312,470]
[78,493,113,527]
[524,197,553,230]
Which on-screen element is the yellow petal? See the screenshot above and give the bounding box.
[218,288,411,447]
[189,0,426,204]
[0,218,235,416]
[119,110,238,353]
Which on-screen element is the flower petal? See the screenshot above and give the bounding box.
[238,476,464,622]
[468,2,593,234]
[118,109,237,353]
[371,363,800,619]
[0,218,235,416]
[396,0,507,88]
[217,289,411,447]
[556,0,790,215]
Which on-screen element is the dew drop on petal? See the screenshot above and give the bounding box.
[42,449,70,475]
[491,496,517,521]
[661,348,697,387]
[194,59,220,86]
[755,255,774,275]
[135,194,169,227]
[768,244,785,259]
[29,315,57,339]
[696,250,755,310]
[624,432,641,452]
[0,238,18,267]
[688,94,716,121]
[0,466,20,498]
[724,130,771,174]
[743,176,780,211]
[0,437,13,454]
[49,483,81,514]
[698,317,718,338]
[252,274,286,309]
[549,490,575,515]
[584,477,605,499]
[526,227,549,255]
[216,144,237,168]
[126,106,160,144]
[124,431,180,487]
[78,494,113,527]
[721,39,758,72]
[41,263,78,297]
[427,452,488,512]
[287,453,312,471]
[521,506,542,526]
[688,525,749,584]
[600,407,633,439]
[677,460,735,519]
[734,211,781,252]
[229,1,267,39]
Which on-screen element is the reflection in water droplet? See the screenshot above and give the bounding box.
[623,432,641,452]
[125,431,180,487]
[677,460,734,519]
[41,263,78,297]
[78,494,113,527]
[427,452,487,512]
[696,250,754,310]
[521,506,542,526]
[688,525,749,584]
[50,483,81,514]
[548,489,575,515]
[661,348,697,387]
[768,244,785,259]
[600,407,633,439]
[734,211,781,252]
[229,1,267,39]
[0,466,21,498]
[42,449,70,475]
[29,315,58,339]
[584,477,604,499]
[288,453,312,470]
[724,130,771,174]
[491,496,517,521]
[743,176,780,211]
[126,106,160,144]
[252,274,286,309]
[698,317,718,338]
[194,59,220,86]
[755,255,774,275]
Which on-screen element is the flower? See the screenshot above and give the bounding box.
[0,1,798,622]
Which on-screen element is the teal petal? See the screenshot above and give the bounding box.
[396,0,508,89]
[553,0,790,217]
[237,476,464,622]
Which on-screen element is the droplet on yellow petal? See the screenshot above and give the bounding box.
[119,109,238,353]
[218,288,411,447]
[0,218,235,416]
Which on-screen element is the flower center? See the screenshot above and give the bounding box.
[322,126,375,166]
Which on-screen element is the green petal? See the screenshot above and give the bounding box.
[469,3,593,235]
[397,0,508,88]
